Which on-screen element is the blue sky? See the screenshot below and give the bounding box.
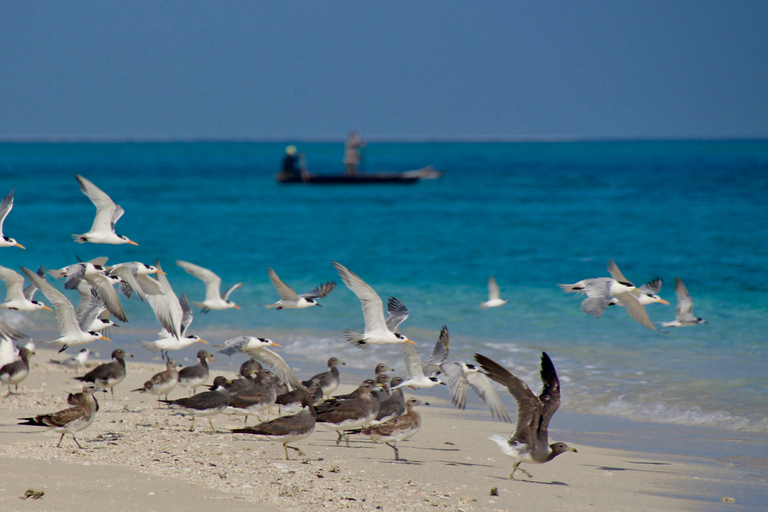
[1,1,767,140]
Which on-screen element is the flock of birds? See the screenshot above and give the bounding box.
[0,174,707,480]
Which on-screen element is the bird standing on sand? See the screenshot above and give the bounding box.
[217,336,307,392]
[332,261,415,348]
[175,260,242,312]
[474,352,577,480]
[0,346,34,394]
[0,188,25,249]
[302,357,345,396]
[315,380,379,446]
[662,277,707,327]
[75,348,133,398]
[161,376,231,432]
[264,267,335,310]
[480,276,508,309]
[359,398,424,461]
[177,350,214,395]
[19,383,104,449]
[232,394,317,460]
[72,174,138,246]
[132,359,180,401]
[228,369,278,426]
[371,376,406,424]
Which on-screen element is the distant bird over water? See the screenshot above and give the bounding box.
[0,188,25,249]
[175,260,242,313]
[72,174,139,246]
[264,267,335,310]
[559,260,663,330]
[474,352,577,480]
[481,276,508,309]
[662,277,707,327]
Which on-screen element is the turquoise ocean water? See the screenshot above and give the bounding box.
[1,141,767,474]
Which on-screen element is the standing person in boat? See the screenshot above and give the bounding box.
[343,131,367,176]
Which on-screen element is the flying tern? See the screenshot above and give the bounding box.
[332,261,415,348]
[0,188,24,249]
[264,267,335,309]
[661,277,707,327]
[21,267,111,352]
[175,260,242,312]
[72,174,138,246]
[481,276,508,309]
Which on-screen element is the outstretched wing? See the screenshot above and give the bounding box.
[474,353,540,446]
[385,296,409,333]
[301,281,335,299]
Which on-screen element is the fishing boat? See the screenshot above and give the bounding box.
[275,166,441,185]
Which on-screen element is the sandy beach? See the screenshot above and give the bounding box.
[0,348,759,511]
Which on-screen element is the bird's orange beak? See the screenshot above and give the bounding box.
[42,305,53,311]
[127,240,139,246]
[198,339,209,345]
[14,242,25,249]
[100,336,112,341]
[270,341,282,347]
[404,339,416,344]
[657,298,670,305]
[232,305,241,310]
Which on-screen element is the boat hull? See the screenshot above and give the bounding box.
[276,172,420,185]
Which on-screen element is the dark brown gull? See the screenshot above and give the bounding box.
[474,351,577,480]
[75,348,132,398]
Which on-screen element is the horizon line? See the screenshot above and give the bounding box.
[0,135,766,144]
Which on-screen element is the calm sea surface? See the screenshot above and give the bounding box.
[1,141,767,456]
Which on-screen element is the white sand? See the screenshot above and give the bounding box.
[0,349,754,511]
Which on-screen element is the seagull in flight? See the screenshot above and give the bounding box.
[332,261,415,348]
[72,174,138,246]
[264,267,335,310]
[176,260,242,312]
[0,188,24,249]
[481,276,508,309]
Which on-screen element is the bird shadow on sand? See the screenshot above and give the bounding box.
[587,461,674,475]
[435,459,496,469]
[488,474,569,486]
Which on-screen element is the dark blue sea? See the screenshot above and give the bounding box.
[1,140,767,468]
